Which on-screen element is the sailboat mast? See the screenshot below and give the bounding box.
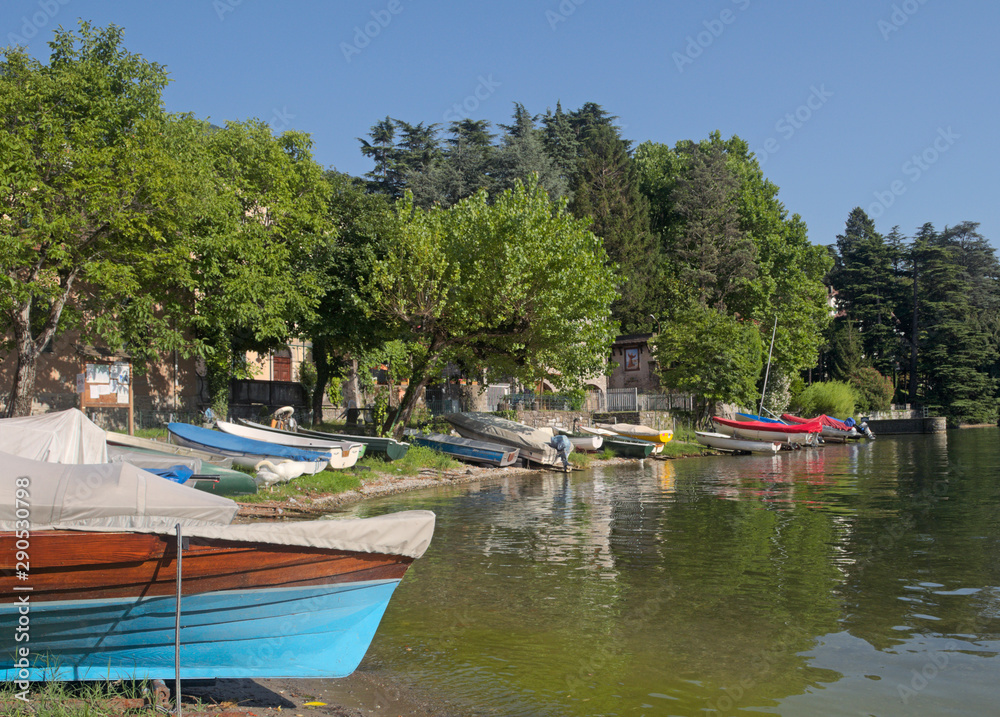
[759,316,777,415]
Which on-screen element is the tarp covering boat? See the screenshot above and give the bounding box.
[445,412,557,465]
[0,452,435,558]
[782,413,852,431]
[594,422,673,444]
[0,408,107,463]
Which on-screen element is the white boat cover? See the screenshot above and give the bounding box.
[0,408,108,464]
[445,412,557,464]
[595,422,671,441]
[0,452,435,558]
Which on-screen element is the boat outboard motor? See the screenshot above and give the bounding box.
[860,421,875,440]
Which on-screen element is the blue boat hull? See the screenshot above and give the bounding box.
[0,580,400,681]
[409,434,517,466]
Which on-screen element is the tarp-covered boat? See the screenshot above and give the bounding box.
[0,453,434,681]
[594,422,673,445]
[445,413,557,465]
[0,408,108,463]
[106,444,258,496]
[781,413,865,441]
[712,416,821,444]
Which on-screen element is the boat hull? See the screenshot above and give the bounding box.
[222,420,365,469]
[408,433,518,467]
[568,435,603,452]
[167,424,329,473]
[292,426,410,462]
[0,530,413,680]
[695,431,781,454]
[712,417,819,444]
[603,437,655,458]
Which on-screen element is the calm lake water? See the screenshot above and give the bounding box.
[344,428,1000,716]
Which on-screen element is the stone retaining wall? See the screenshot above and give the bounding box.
[866,416,947,435]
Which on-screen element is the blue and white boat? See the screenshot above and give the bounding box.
[407,431,519,467]
[0,454,435,681]
[167,422,330,473]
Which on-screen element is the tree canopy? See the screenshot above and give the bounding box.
[361,177,619,435]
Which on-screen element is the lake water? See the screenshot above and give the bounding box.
[344,428,1000,716]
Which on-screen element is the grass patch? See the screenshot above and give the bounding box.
[379,444,462,475]
[0,680,153,716]
[238,468,363,503]
[659,440,707,458]
[596,447,616,460]
[569,451,592,468]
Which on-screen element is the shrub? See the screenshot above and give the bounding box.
[791,380,857,419]
[850,367,893,413]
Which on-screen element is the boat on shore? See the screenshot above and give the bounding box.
[712,416,821,445]
[445,413,557,466]
[106,444,258,496]
[578,427,654,458]
[567,434,603,452]
[695,431,782,454]
[106,431,236,469]
[0,454,434,681]
[406,431,519,467]
[167,422,329,474]
[291,425,410,462]
[216,419,363,469]
[781,413,868,442]
[594,422,673,445]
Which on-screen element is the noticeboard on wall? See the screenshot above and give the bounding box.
[79,361,132,408]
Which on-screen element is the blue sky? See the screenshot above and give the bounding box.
[4,0,998,249]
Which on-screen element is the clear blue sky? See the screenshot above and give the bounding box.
[4,0,998,249]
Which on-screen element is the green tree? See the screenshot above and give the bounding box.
[908,224,998,423]
[494,104,568,199]
[407,119,498,208]
[667,142,756,312]
[300,171,399,424]
[830,208,901,375]
[0,23,205,416]
[358,116,405,197]
[652,302,764,424]
[190,119,330,417]
[362,177,619,436]
[569,124,660,332]
[634,134,832,382]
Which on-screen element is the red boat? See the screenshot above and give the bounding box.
[712,416,822,444]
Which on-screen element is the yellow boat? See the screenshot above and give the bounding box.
[594,422,673,445]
